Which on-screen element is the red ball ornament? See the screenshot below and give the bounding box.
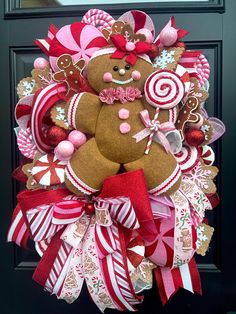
[185,129,205,147]
[47,126,67,146]
[83,203,95,215]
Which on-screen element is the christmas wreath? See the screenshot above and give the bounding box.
[7,9,225,311]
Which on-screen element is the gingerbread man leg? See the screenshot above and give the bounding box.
[124,143,182,195]
[65,138,120,195]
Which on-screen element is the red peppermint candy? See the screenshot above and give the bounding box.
[145,209,174,267]
[32,153,67,186]
[174,144,200,173]
[199,145,215,166]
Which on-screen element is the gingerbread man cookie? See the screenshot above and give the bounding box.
[102,21,125,40]
[178,228,192,252]
[53,54,85,98]
[176,78,209,140]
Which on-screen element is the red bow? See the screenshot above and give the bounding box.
[110,34,152,65]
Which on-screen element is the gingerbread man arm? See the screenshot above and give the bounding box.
[53,70,66,82]
[67,92,102,135]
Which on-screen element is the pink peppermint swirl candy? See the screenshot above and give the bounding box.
[195,53,210,87]
[145,65,190,109]
[47,22,108,72]
[17,127,37,159]
[81,9,115,31]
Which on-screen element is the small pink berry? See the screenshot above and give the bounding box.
[136,28,154,43]
[118,108,129,120]
[120,122,131,134]
[132,70,141,81]
[125,42,135,52]
[103,72,112,82]
[33,57,49,69]
[68,130,87,148]
[159,27,178,47]
[55,140,74,160]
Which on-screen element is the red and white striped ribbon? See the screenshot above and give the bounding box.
[35,24,58,55]
[94,196,139,258]
[7,205,29,248]
[179,50,201,75]
[31,82,67,153]
[100,221,143,311]
[44,241,73,294]
[95,196,139,230]
[154,257,202,304]
[25,204,63,242]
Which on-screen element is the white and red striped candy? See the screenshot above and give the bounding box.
[48,22,108,71]
[31,153,67,186]
[144,65,190,109]
[119,10,155,37]
[15,95,34,130]
[17,127,37,159]
[127,236,145,271]
[199,145,215,165]
[81,9,115,31]
[174,144,200,172]
[195,54,210,87]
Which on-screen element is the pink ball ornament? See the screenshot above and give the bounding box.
[159,27,178,47]
[136,28,154,43]
[125,42,135,52]
[68,130,87,148]
[33,57,49,69]
[54,140,74,161]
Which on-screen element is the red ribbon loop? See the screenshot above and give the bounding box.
[110,34,152,65]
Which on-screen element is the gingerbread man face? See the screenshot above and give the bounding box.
[87,53,154,93]
[57,54,73,69]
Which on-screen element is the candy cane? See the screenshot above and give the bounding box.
[82,9,115,31]
[195,54,210,87]
[145,108,160,154]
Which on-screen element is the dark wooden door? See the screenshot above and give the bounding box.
[1,1,236,313]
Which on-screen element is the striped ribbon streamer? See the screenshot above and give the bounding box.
[7,205,29,248]
[154,257,202,305]
[100,221,143,311]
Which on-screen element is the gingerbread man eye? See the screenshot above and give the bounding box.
[113,66,119,71]
[125,64,130,70]
[65,59,68,62]
[60,62,64,65]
